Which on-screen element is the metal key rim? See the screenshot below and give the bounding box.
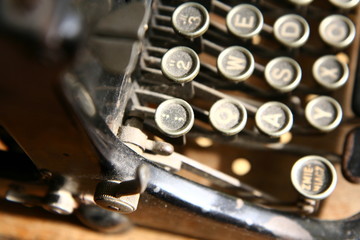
[288,0,314,5]
[226,4,264,39]
[209,98,248,136]
[291,155,337,200]
[329,0,359,9]
[217,46,255,82]
[273,14,310,48]
[305,96,343,132]
[319,15,356,49]
[255,101,293,137]
[155,98,195,138]
[172,2,210,38]
[264,57,302,92]
[161,46,200,83]
[312,55,349,90]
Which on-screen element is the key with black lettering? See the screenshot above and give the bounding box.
[291,155,337,200]
[291,155,338,214]
[161,46,200,83]
[155,98,195,138]
[172,2,210,39]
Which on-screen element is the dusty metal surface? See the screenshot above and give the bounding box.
[1,0,360,239]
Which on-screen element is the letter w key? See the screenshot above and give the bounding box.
[226,55,246,71]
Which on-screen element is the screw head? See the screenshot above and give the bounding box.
[291,155,337,200]
[94,180,140,214]
[95,194,139,214]
[172,2,210,38]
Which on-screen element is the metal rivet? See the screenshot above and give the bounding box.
[217,46,255,82]
[252,35,262,45]
[291,155,337,200]
[195,137,213,148]
[305,94,318,103]
[273,14,310,48]
[209,99,247,135]
[161,46,200,83]
[312,55,349,90]
[280,132,293,144]
[255,102,293,137]
[329,0,359,9]
[319,15,356,49]
[155,98,194,138]
[264,57,302,92]
[232,158,251,176]
[226,4,264,39]
[336,52,349,64]
[305,96,342,132]
[172,2,210,38]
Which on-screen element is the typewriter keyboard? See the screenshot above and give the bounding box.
[123,0,360,217]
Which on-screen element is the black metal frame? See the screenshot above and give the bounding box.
[0,0,359,239]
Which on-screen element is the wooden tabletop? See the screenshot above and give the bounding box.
[0,200,193,240]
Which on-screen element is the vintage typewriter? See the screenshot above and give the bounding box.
[1,0,360,239]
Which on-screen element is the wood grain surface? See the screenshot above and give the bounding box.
[0,200,193,240]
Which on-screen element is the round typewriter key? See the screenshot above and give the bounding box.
[172,2,210,38]
[209,99,247,136]
[288,0,313,5]
[226,4,264,39]
[264,57,302,92]
[273,14,310,48]
[161,46,200,83]
[319,15,356,49]
[312,55,349,90]
[329,0,359,9]
[155,99,194,138]
[217,46,255,82]
[305,96,342,132]
[255,102,293,137]
[291,155,337,200]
